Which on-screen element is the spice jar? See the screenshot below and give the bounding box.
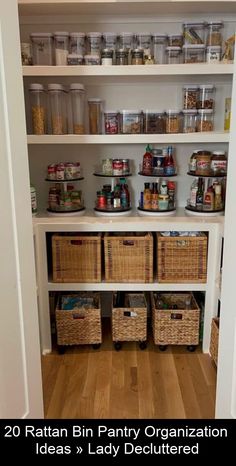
[183,22,206,45]
[166,46,182,64]
[101,48,113,65]
[166,110,183,133]
[183,85,199,109]
[104,111,119,134]
[84,54,100,65]
[48,84,67,134]
[69,32,86,56]
[206,21,224,46]
[153,34,167,64]
[183,109,197,133]
[70,83,85,134]
[116,48,128,65]
[206,46,221,63]
[88,98,102,134]
[183,44,205,63]
[103,32,117,51]
[54,32,69,65]
[131,49,144,65]
[30,32,53,65]
[211,151,227,175]
[87,32,102,55]
[29,83,47,135]
[135,33,152,58]
[197,84,215,109]
[67,54,84,65]
[144,111,166,134]
[197,109,214,131]
[196,150,212,175]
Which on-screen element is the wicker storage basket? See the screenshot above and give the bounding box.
[151,292,200,346]
[112,293,147,343]
[56,292,101,346]
[157,232,207,283]
[52,233,101,283]
[210,317,219,366]
[104,232,153,283]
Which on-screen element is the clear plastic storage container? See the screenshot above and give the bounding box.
[166,46,182,64]
[183,85,199,109]
[206,21,224,46]
[197,84,215,109]
[183,109,197,133]
[116,49,128,65]
[118,32,133,50]
[88,98,102,134]
[87,32,102,55]
[54,32,69,65]
[166,110,183,133]
[120,110,143,134]
[48,83,67,134]
[183,22,206,45]
[153,34,167,64]
[84,54,100,65]
[197,109,214,132]
[103,32,117,51]
[29,83,47,135]
[206,46,221,63]
[69,32,86,56]
[70,83,85,134]
[144,111,166,134]
[183,44,205,63]
[30,32,53,65]
[167,35,183,47]
[135,33,152,57]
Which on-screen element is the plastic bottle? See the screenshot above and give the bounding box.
[164,146,175,175]
[142,144,153,174]
[30,184,37,216]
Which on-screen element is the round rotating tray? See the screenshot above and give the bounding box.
[94,207,132,217]
[47,207,86,217]
[187,172,226,178]
[93,173,132,177]
[137,207,176,217]
[45,177,84,182]
[185,206,224,217]
[138,172,177,177]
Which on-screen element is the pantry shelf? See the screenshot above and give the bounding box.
[27,132,229,144]
[22,64,234,77]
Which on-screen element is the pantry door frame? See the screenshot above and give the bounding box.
[0,0,43,418]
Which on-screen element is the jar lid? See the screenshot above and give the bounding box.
[144,110,164,115]
[119,32,133,36]
[117,48,128,54]
[168,34,182,38]
[153,33,167,38]
[88,98,102,102]
[136,32,151,36]
[70,32,85,37]
[70,83,85,90]
[132,48,144,53]
[197,150,211,155]
[103,32,117,37]
[183,21,206,27]
[152,149,163,155]
[207,21,223,27]
[206,46,222,51]
[182,44,205,49]
[29,83,44,90]
[104,110,119,114]
[166,46,182,51]
[102,48,113,54]
[68,53,83,59]
[120,109,142,114]
[198,109,214,114]
[30,32,53,37]
[48,83,65,90]
[166,109,181,114]
[54,31,69,36]
[199,84,215,90]
[87,32,102,37]
[84,54,100,59]
[212,151,226,156]
[183,109,198,114]
[183,84,199,89]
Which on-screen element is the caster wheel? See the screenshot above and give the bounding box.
[92,343,101,350]
[187,345,196,352]
[139,341,147,350]
[159,345,167,351]
[58,345,66,354]
[114,342,122,351]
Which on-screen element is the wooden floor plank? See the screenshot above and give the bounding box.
[173,351,202,419]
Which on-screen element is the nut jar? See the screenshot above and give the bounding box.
[183,44,205,63]
[196,151,212,175]
[183,85,199,109]
[197,109,214,132]
[166,110,183,133]
[197,85,215,109]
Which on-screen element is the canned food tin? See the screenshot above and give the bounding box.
[122,159,129,174]
[48,187,59,208]
[112,159,123,175]
[56,163,65,180]
[102,158,113,175]
[65,162,78,179]
[47,163,56,180]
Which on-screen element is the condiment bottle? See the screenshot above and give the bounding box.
[164,146,175,175]
[151,182,159,210]
[142,144,153,174]
[214,183,223,210]
[204,186,214,211]
[143,182,152,210]
[196,177,204,209]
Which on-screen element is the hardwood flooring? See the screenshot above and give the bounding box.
[42,319,217,419]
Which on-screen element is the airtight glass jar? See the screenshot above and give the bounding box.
[197,109,214,132]
[30,32,53,65]
[144,111,166,134]
[131,49,144,65]
[153,34,167,64]
[166,110,183,133]
[183,85,199,109]
[183,109,197,133]
[206,21,224,46]
[166,46,182,64]
[103,32,117,51]
[183,44,205,63]
[120,110,143,134]
[168,35,183,47]
[54,32,69,65]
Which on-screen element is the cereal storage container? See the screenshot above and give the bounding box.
[166,46,182,64]
[48,84,67,134]
[183,22,206,45]
[206,21,224,46]
[70,83,85,134]
[183,109,197,133]
[153,34,167,64]
[29,83,47,135]
[54,32,69,65]
[166,110,183,133]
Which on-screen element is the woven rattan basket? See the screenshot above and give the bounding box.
[210,317,219,366]
[52,233,101,283]
[104,232,153,283]
[157,232,207,283]
[112,293,147,343]
[151,292,200,346]
[56,292,101,346]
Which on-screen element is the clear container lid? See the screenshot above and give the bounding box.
[87,32,102,37]
[183,84,199,90]
[166,46,182,52]
[206,46,222,51]
[104,110,119,114]
[30,32,53,38]
[168,34,182,38]
[67,53,83,59]
[166,109,182,115]
[207,21,223,27]
[182,44,205,49]
[29,83,45,90]
[54,31,69,37]
[48,83,66,91]
[88,98,102,102]
[103,32,117,37]
[84,54,100,60]
[70,32,86,37]
[183,109,198,114]
[117,48,128,54]
[153,33,167,38]
[70,83,85,90]
[136,32,151,37]
[212,151,226,155]
[119,32,133,37]
[120,110,142,114]
[199,84,215,90]
[183,22,206,28]
[198,109,214,114]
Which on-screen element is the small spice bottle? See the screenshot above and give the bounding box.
[131,48,144,65]
[101,48,113,65]
[116,48,128,65]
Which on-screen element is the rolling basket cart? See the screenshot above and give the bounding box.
[210,317,219,366]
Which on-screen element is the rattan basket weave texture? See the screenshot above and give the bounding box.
[56,292,101,346]
[112,293,147,342]
[151,292,200,346]
[104,232,153,283]
[52,233,101,283]
[157,233,207,283]
[210,317,219,366]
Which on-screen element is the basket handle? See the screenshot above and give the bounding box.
[72,312,85,320]
[176,240,188,247]
[171,313,182,320]
[71,240,82,245]
[123,240,134,246]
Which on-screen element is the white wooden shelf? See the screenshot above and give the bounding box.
[27,132,229,144]
[22,64,234,77]
[47,280,207,292]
